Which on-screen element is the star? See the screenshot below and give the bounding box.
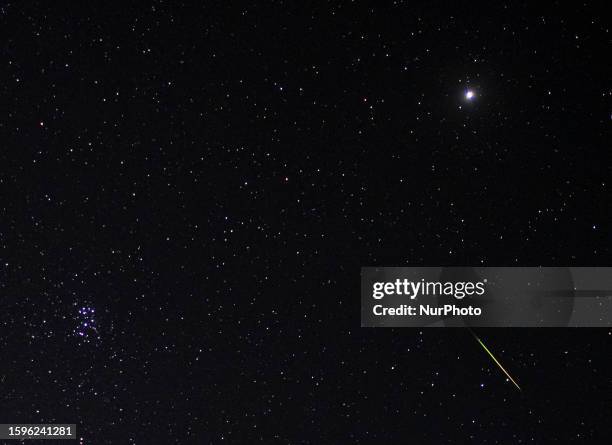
[465,90,475,100]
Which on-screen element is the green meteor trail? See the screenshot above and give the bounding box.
[472,332,521,391]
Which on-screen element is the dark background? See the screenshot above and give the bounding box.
[1,1,610,443]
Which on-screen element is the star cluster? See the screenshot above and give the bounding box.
[73,306,99,344]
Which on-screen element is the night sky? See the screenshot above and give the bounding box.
[2,1,611,443]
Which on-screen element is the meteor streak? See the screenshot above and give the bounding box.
[472,332,521,391]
